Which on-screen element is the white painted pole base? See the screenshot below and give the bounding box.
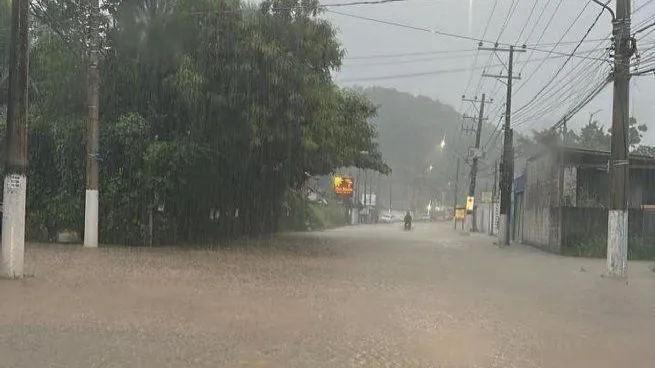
[1,174,27,278]
[498,214,508,246]
[462,214,472,235]
[84,189,99,248]
[607,209,628,278]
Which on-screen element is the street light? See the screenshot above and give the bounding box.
[440,137,446,150]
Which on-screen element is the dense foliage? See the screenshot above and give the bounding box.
[1,0,388,245]
[516,117,650,160]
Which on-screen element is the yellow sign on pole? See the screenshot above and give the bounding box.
[455,207,466,220]
[466,196,475,211]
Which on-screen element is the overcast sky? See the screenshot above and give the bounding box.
[324,0,655,145]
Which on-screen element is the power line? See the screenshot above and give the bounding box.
[496,0,519,43]
[343,48,477,60]
[634,0,655,14]
[462,0,499,97]
[513,1,608,115]
[512,52,609,122]
[513,65,610,128]
[515,0,539,43]
[342,53,479,67]
[327,10,510,45]
[337,50,606,82]
[337,65,486,82]
[512,54,609,124]
[520,0,557,47]
[517,0,566,76]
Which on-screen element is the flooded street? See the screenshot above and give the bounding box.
[1,222,654,367]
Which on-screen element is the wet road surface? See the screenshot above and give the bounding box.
[1,222,654,367]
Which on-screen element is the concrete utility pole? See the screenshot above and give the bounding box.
[2,0,29,278]
[481,45,525,245]
[451,122,464,229]
[452,158,460,229]
[84,0,101,248]
[462,94,490,233]
[606,0,634,277]
[490,160,498,236]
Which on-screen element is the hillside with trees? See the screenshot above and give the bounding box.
[0,0,388,245]
[359,87,501,210]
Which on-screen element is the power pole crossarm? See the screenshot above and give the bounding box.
[606,0,632,278]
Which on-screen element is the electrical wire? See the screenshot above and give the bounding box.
[512,47,610,122]
[343,48,478,60]
[496,0,519,43]
[327,10,509,45]
[342,52,480,67]
[515,0,539,43]
[513,1,608,116]
[516,0,566,76]
[462,0,499,98]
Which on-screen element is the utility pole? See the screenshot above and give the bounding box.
[490,160,498,236]
[481,44,525,245]
[2,0,29,278]
[452,158,460,229]
[388,176,392,211]
[451,121,465,229]
[606,0,634,277]
[363,169,368,223]
[84,0,100,248]
[462,94,491,232]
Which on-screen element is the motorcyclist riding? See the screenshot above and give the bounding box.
[404,211,412,230]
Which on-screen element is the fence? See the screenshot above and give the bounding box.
[560,207,655,259]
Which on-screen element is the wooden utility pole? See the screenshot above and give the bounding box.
[607,0,633,277]
[84,0,100,248]
[1,0,29,278]
[462,94,490,233]
[481,45,525,245]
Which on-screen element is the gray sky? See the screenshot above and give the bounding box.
[325,0,655,145]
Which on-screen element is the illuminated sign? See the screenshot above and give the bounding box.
[333,176,354,197]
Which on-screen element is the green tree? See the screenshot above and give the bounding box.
[13,0,389,244]
[627,117,648,150]
[578,117,647,151]
[578,121,610,150]
[635,145,655,157]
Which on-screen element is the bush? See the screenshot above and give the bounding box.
[278,191,347,232]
